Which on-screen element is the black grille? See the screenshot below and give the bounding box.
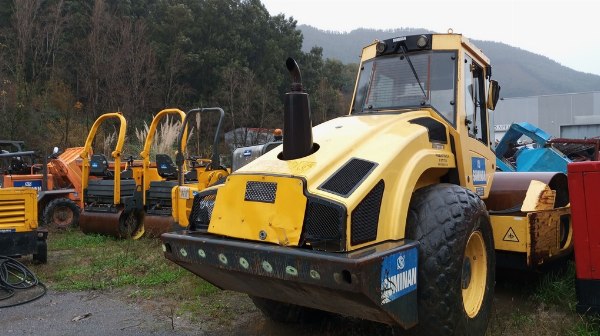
[245,181,277,203]
[189,190,217,231]
[302,198,346,251]
[319,158,377,197]
[351,180,385,245]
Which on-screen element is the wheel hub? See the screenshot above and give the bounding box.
[461,257,472,289]
[461,230,487,318]
[53,206,74,227]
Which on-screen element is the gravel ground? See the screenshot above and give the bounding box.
[0,289,198,336]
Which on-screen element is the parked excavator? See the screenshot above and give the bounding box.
[162,34,572,335]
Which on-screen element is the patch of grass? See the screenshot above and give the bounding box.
[532,261,577,309]
[49,229,111,250]
[567,315,600,336]
[32,230,217,303]
[509,311,535,328]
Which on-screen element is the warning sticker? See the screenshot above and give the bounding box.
[503,227,519,242]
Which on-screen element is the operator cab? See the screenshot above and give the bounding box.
[351,34,499,142]
[350,33,501,195]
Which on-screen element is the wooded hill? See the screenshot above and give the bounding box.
[300,25,600,98]
[2,1,597,153]
[0,0,356,152]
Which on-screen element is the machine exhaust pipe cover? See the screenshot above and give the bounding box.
[282,57,315,160]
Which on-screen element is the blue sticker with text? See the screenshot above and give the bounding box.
[13,180,43,191]
[381,248,418,305]
[471,157,487,185]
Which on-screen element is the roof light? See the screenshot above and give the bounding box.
[416,35,429,48]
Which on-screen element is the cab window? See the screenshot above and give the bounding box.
[464,54,488,145]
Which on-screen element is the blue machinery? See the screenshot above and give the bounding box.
[495,122,571,173]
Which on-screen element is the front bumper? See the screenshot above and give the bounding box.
[0,229,47,256]
[161,231,419,328]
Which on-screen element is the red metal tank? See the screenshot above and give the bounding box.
[567,161,600,313]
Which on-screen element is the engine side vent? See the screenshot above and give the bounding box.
[245,181,277,203]
[302,197,346,252]
[319,158,377,197]
[0,199,26,226]
[351,180,385,245]
[189,190,218,231]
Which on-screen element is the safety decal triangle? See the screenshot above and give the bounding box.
[503,227,519,242]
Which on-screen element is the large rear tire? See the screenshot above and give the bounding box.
[406,184,495,336]
[250,296,330,323]
[43,198,80,229]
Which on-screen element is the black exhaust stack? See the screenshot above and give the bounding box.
[282,57,314,160]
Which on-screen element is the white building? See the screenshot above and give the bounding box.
[492,91,600,141]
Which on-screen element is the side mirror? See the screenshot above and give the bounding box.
[487,80,501,111]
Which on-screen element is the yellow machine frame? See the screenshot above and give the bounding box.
[139,108,188,204]
[161,34,572,334]
[171,108,229,228]
[81,112,128,205]
[0,187,46,263]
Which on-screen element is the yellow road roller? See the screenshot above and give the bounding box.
[79,112,144,239]
[140,108,188,237]
[162,34,572,335]
[170,108,229,231]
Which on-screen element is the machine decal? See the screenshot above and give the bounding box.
[503,227,520,242]
[475,187,484,196]
[243,149,252,157]
[436,153,449,167]
[13,180,42,191]
[471,157,486,185]
[0,229,16,233]
[179,186,191,200]
[289,161,316,174]
[381,247,418,304]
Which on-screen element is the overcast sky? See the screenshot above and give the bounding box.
[260,0,600,76]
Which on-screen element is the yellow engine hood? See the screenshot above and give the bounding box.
[240,111,435,192]
[209,110,452,248]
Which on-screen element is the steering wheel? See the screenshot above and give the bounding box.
[187,156,212,168]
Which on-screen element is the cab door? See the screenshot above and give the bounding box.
[461,53,495,198]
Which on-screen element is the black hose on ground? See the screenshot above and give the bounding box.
[0,256,47,308]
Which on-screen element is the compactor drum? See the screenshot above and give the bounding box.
[162,34,572,335]
[79,113,144,239]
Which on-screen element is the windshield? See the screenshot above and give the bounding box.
[352,51,457,125]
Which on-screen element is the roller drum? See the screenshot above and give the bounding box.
[485,172,569,212]
[143,215,181,237]
[79,208,144,239]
